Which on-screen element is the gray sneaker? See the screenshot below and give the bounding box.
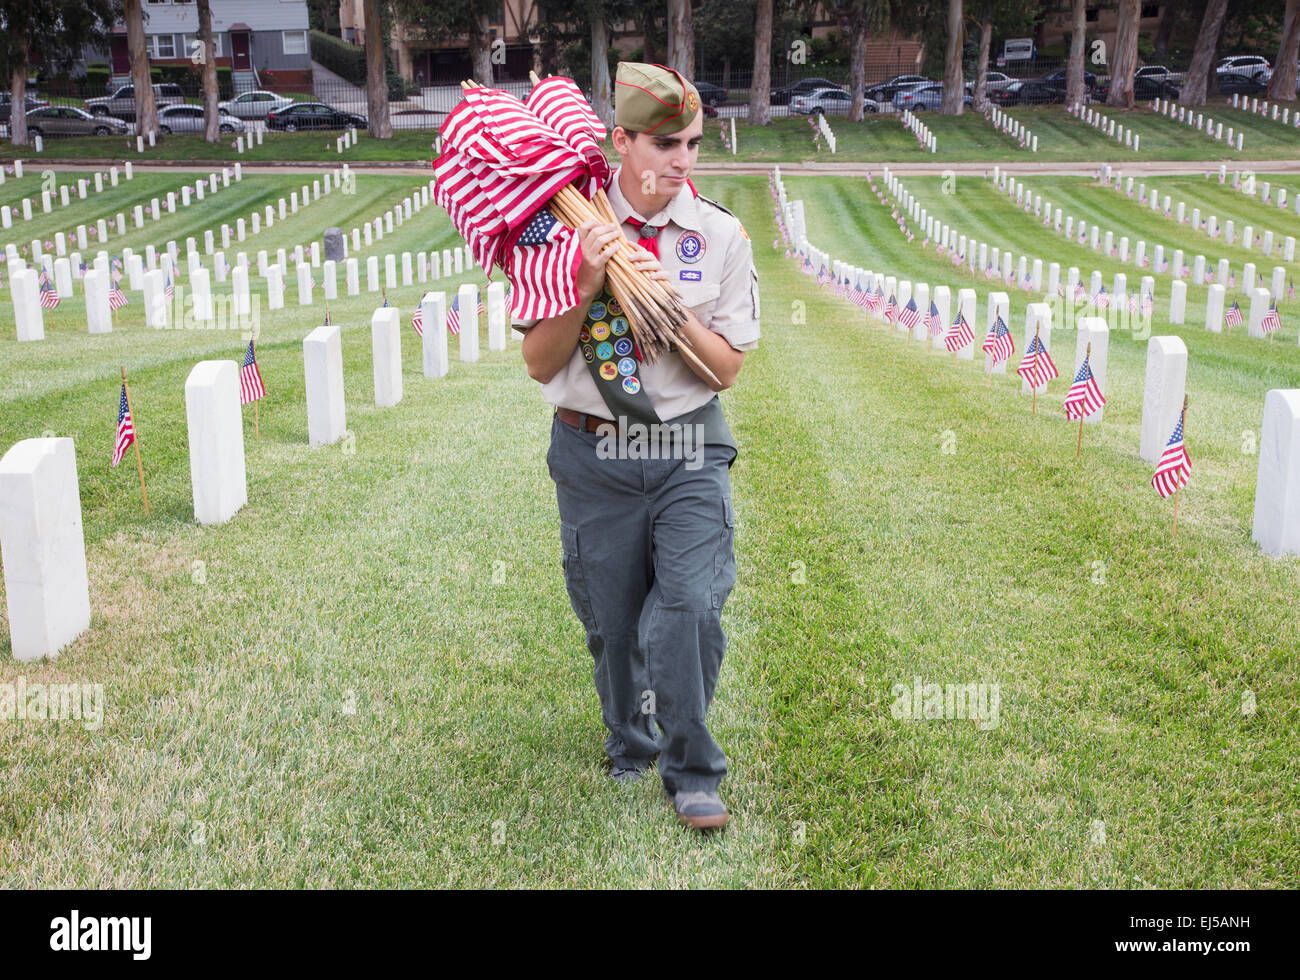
[670,790,730,830]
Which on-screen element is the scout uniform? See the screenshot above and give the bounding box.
[514,63,760,803]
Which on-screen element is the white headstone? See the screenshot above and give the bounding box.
[184,361,247,525]
[303,325,347,446]
[191,268,213,322]
[232,266,251,316]
[0,438,91,662]
[1074,318,1110,423]
[323,260,338,300]
[985,292,1009,374]
[371,307,403,407]
[346,258,360,296]
[1247,287,1272,338]
[266,266,284,310]
[458,284,480,362]
[1169,280,1187,325]
[421,293,449,378]
[1021,304,1053,394]
[1205,283,1225,332]
[1252,389,1300,556]
[84,269,111,334]
[1139,336,1188,463]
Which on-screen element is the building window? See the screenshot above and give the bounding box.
[1141,3,1160,16]
[282,30,309,56]
[149,35,177,59]
[1085,7,1099,22]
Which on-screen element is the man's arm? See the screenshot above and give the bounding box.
[520,219,623,385]
[676,311,744,391]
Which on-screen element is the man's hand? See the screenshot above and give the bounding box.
[575,219,624,300]
[628,245,669,284]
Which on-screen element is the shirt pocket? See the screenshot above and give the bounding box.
[676,281,722,326]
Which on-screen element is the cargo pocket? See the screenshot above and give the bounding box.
[710,495,737,610]
[560,521,600,632]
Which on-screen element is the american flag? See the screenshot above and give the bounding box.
[884,293,897,324]
[1224,301,1244,327]
[239,340,265,404]
[898,297,921,330]
[446,294,486,335]
[866,285,882,313]
[817,266,833,288]
[849,281,869,309]
[1073,281,1088,302]
[1093,285,1109,309]
[164,274,174,300]
[925,301,942,338]
[109,281,129,310]
[38,270,60,310]
[1126,293,1139,314]
[508,207,581,321]
[985,264,996,281]
[945,312,973,352]
[412,304,425,335]
[1141,293,1154,316]
[1017,332,1059,388]
[983,314,1014,363]
[112,383,134,468]
[1064,355,1105,420]
[1151,410,1191,498]
[1262,301,1282,334]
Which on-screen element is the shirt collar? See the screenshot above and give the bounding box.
[607,166,703,233]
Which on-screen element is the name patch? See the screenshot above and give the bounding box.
[679,270,703,281]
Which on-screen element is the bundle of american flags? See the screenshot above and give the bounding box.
[433,74,700,374]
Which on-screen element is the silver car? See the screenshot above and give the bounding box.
[791,88,879,115]
[217,90,295,120]
[158,104,245,135]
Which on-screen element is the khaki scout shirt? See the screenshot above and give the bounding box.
[514,166,761,422]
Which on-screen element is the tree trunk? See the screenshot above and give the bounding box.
[1267,0,1300,102]
[591,15,612,128]
[847,19,868,120]
[469,10,494,84]
[748,0,772,126]
[125,0,158,139]
[363,0,392,137]
[973,20,991,109]
[1181,0,1229,106]
[641,8,656,65]
[1105,0,1139,108]
[1065,0,1087,107]
[941,0,964,114]
[7,6,29,147]
[667,0,692,77]
[198,0,220,143]
[1152,0,1177,58]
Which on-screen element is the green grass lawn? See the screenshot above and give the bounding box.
[0,172,1297,887]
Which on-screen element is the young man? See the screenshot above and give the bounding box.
[514,62,760,830]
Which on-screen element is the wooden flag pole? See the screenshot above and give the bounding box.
[1031,324,1041,414]
[121,366,150,515]
[252,339,260,438]
[1076,342,1091,459]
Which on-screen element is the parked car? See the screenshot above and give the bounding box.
[1038,68,1098,92]
[25,106,130,138]
[157,104,245,135]
[770,77,842,105]
[1256,64,1300,94]
[692,81,727,106]
[990,79,1057,106]
[791,88,877,115]
[1217,55,1271,84]
[977,71,1017,94]
[265,102,366,132]
[864,74,932,102]
[893,84,972,111]
[1135,65,1182,85]
[1,92,48,123]
[217,90,295,120]
[1096,75,1181,102]
[85,83,185,120]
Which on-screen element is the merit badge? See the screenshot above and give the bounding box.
[614,337,633,357]
[600,362,619,381]
[579,326,590,343]
[617,357,637,376]
[676,231,705,264]
[587,301,606,321]
[622,376,641,395]
[610,316,629,336]
[596,341,614,360]
[608,298,623,316]
[582,345,595,362]
[590,321,610,341]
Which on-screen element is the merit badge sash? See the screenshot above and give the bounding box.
[578,285,662,427]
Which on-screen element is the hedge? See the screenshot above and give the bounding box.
[310,30,365,86]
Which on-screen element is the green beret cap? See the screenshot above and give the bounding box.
[614,62,701,135]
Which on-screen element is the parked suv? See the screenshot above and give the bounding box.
[1216,55,1271,83]
[85,84,185,121]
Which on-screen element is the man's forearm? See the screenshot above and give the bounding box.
[676,311,745,391]
[521,288,596,384]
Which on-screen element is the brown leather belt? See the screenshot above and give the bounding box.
[555,407,617,433]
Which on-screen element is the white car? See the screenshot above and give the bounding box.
[1135,65,1183,85]
[217,90,295,120]
[791,88,878,115]
[1216,55,1271,83]
[978,71,1017,94]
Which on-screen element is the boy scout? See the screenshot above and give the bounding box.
[515,63,760,830]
